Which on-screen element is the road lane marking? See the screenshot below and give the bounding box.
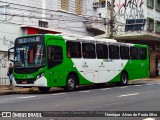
[118,93,139,97]
[142,118,156,120]
[146,83,154,86]
[18,96,36,99]
[120,86,128,88]
[79,90,91,93]
[52,93,66,96]
[100,88,111,90]
[133,85,142,87]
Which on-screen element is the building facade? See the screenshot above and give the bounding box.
[90,0,160,77]
[112,0,160,77]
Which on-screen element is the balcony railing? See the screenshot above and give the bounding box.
[84,16,106,35]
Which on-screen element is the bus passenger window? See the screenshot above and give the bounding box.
[66,41,81,58]
[48,46,63,68]
[96,44,108,59]
[130,47,139,60]
[67,47,71,57]
[96,44,103,59]
[120,46,129,59]
[109,45,119,59]
[82,43,96,59]
[139,48,147,60]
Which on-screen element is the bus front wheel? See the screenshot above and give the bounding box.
[65,75,77,92]
[120,72,128,86]
[38,87,50,93]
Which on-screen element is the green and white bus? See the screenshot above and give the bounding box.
[8,34,149,92]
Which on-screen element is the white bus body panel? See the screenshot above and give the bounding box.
[73,59,128,83]
[98,59,114,83]
[82,59,99,83]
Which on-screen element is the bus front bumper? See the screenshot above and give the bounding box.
[12,76,48,87]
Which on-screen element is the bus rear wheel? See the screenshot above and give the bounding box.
[65,75,77,92]
[120,72,128,86]
[38,87,50,93]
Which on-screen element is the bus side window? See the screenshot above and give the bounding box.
[96,44,108,59]
[130,47,139,60]
[66,41,81,58]
[48,46,63,68]
[120,46,129,59]
[82,43,96,59]
[139,48,147,60]
[67,47,71,57]
[109,45,119,59]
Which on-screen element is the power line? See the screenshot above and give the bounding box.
[0,0,58,13]
[0,0,108,21]
[0,1,108,35]
[0,0,87,21]
[0,19,89,35]
[7,0,56,8]
[0,0,110,23]
[0,12,86,23]
[7,7,85,21]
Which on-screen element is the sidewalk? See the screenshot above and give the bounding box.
[0,85,39,95]
[129,76,160,84]
[0,77,160,95]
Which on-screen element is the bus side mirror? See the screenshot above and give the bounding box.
[8,47,14,62]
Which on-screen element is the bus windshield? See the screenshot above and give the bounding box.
[14,43,45,68]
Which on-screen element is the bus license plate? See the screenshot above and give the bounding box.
[22,81,27,84]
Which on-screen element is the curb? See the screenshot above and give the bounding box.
[0,78,160,95]
[129,78,160,83]
[0,91,18,95]
[0,87,37,95]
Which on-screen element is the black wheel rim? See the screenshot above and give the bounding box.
[68,78,75,89]
[122,74,127,84]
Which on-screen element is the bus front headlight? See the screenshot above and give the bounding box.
[36,72,45,80]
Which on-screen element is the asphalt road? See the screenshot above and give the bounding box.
[0,80,160,120]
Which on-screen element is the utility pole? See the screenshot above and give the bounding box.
[109,0,115,39]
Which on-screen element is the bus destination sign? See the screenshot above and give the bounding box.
[16,36,41,44]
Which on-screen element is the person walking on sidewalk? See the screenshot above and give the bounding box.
[7,63,13,86]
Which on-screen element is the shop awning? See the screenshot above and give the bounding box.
[21,25,61,35]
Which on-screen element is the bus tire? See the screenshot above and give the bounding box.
[120,72,128,86]
[65,75,77,92]
[38,87,50,93]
